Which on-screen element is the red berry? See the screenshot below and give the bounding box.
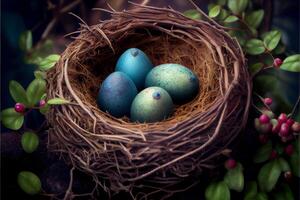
[272,120,281,134]
[285,144,294,156]
[281,135,294,143]
[259,114,270,124]
[264,98,273,105]
[274,58,283,68]
[291,122,300,133]
[279,123,290,137]
[39,99,46,107]
[278,113,288,124]
[259,134,268,144]
[261,123,272,134]
[14,103,25,113]
[225,159,237,169]
[286,119,294,127]
[284,171,293,182]
[269,150,278,159]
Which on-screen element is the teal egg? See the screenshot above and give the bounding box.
[130,87,173,123]
[97,72,138,118]
[145,63,199,103]
[116,48,153,90]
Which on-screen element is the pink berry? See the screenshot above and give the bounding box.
[285,144,294,156]
[284,171,293,182]
[274,58,283,68]
[291,122,300,133]
[259,114,270,124]
[39,99,46,107]
[286,119,294,127]
[14,103,25,113]
[280,123,290,137]
[272,120,281,134]
[270,150,278,159]
[264,98,273,105]
[278,113,288,124]
[225,159,237,169]
[259,134,268,144]
[260,123,272,134]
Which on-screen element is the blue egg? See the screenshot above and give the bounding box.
[97,72,138,117]
[130,87,173,123]
[116,48,153,90]
[145,63,199,103]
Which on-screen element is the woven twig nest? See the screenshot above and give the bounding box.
[47,3,251,199]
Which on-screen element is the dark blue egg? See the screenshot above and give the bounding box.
[115,48,153,90]
[97,72,137,117]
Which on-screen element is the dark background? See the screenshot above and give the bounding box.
[1,0,299,199]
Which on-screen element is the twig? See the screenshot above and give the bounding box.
[41,0,82,39]
[289,96,300,118]
[63,166,75,200]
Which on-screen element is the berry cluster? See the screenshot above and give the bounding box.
[14,100,46,113]
[255,98,299,158]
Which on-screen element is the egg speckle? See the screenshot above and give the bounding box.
[116,48,153,90]
[145,63,199,103]
[130,87,173,123]
[97,72,137,117]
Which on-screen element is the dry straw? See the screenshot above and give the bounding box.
[47,2,251,199]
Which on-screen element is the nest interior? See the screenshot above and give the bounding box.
[47,3,251,198]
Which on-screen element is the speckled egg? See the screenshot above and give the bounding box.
[130,87,173,123]
[97,72,137,118]
[115,48,153,90]
[145,63,199,103]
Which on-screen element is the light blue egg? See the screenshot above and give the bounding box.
[145,63,199,103]
[116,48,153,90]
[97,72,137,117]
[130,87,173,123]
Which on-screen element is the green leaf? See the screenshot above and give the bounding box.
[244,181,257,200]
[17,171,41,195]
[218,9,229,20]
[34,71,46,79]
[228,0,248,14]
[39,103,50,115]
[47,98,69,105]
[273,42,286,55]
[205,181,230,200]
[253,141,272,163]
[278,157,291,172]
[21,132,39,153]
[9,80,29,106]
[256,192,269,200]
[19,31,32,51]
[249,63,264,75]
[209,5,221,18]
[217,0,227,6]
[258,160,281,192]
[273,183,294,200]
[245,39,265,55]
[263,30,281,51]
[1,108,24,130]
[224,163,244,192]
[245,10,264,28]
[280,54,300,72]
[289,151,300,177]
[26,78,46,106]
[183,9,201,20]
[38,54,60,71]
[224,15,239,23]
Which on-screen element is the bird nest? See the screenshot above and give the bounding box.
[46,3,251,199]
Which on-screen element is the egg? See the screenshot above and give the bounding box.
[115,48,153,90]
[130,87,173,123]
[145,63,199,103]
[97,72,138,117]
